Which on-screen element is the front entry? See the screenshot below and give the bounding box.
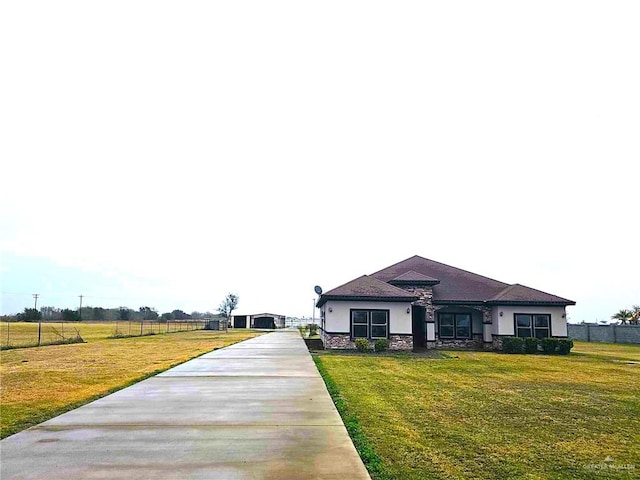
[412,306,426,349]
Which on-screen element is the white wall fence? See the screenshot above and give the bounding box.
[568,324,640,345]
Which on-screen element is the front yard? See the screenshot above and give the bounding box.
[314,341,640,480]
[0,329,263,438]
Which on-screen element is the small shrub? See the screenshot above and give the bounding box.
[502,336,524,354]
[523,337,539,354]
[540,337,559,354]
[355,338,370,352]
[557,339,574,355]
[374,339,390,352]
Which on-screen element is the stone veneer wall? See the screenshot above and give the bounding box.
[389,334,413,350]
[433,334,484,349]
[399,285,434,321]
[321,332,413,350]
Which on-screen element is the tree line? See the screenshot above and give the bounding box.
[10,306,223,323]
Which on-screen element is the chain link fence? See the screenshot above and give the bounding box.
[0,321,208,349]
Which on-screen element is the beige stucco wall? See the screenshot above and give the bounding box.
[491,305,568,337]
[321,300,412,334]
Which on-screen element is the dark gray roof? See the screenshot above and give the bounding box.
[371,255,509,302]
[390,270,439,284]
[370,255,575,305]
[486,284,575,305]
[316,275,419,307]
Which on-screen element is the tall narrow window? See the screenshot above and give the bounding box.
[351,311,368,339]
[370,311,388,339]
[534,315,550,338]
[439,314,455,338]
[516,314,532,338]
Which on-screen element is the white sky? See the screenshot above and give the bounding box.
[1,1,638,322]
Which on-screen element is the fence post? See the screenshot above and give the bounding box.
[6,321,9,347]
[38,321,42,346]
[613,324,617,343]
[587,324,590,342]
[140,321,143,336]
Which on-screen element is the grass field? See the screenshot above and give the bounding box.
[314,341,640,480]
[0,329,262,438]
[0,321,206,348]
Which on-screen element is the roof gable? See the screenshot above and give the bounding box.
[371,255,509,302]
[370,255,575,305]
[317,275,418,306]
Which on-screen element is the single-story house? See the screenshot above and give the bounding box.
[316,255,575,350]
[231,313,286,329]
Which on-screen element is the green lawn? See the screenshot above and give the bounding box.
[314,341,640,480]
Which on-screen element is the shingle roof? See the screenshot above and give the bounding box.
[486,284,575,305]
[390,270,440,284]
[369,255,575,305]
[316,275,419,307]
[371,255,509,302]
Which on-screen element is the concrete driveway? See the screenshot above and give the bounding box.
[0,330,370,479]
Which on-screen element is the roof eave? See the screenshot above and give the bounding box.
[486,300,576,306]
[433,299,576,307]
[317,295,419,307]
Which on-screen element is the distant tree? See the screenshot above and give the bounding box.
[171,309,190,320]
[118,307,132,321]
[61,308,81,322]
[17,308,42,322]
[40,306,61,320]
[630,305,640,325]
[217,293,239,326]
[92,307,106,321]
[190,311,203,319]
[612,309,633,324]
[159,312,174,322]
[139,306,159,320]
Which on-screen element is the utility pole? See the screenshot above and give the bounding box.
[33,294,41,346]
[78,295,84,320]
[312,298,315,324]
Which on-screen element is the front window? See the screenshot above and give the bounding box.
[515,314,551,338]
[438,313,471,339]
[351,310,388,340]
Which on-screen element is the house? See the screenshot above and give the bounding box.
[231,313,286,329]
[316,256,575,350]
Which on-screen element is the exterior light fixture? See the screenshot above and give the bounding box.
[406,307,411,314]
[328,307,332,312]
[500,311,503,317]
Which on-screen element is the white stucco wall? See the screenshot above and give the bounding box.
[321,300,413,334]
[491,305,568,337]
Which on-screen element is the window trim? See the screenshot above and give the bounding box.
[350,309,389,340]
[437,312,472,339]
[513,313,552,338]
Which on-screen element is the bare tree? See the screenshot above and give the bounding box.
[218,293,239,328]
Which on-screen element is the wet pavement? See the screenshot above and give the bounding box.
[0,330,370,479]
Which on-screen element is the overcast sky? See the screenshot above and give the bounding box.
[1,1,638,322]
